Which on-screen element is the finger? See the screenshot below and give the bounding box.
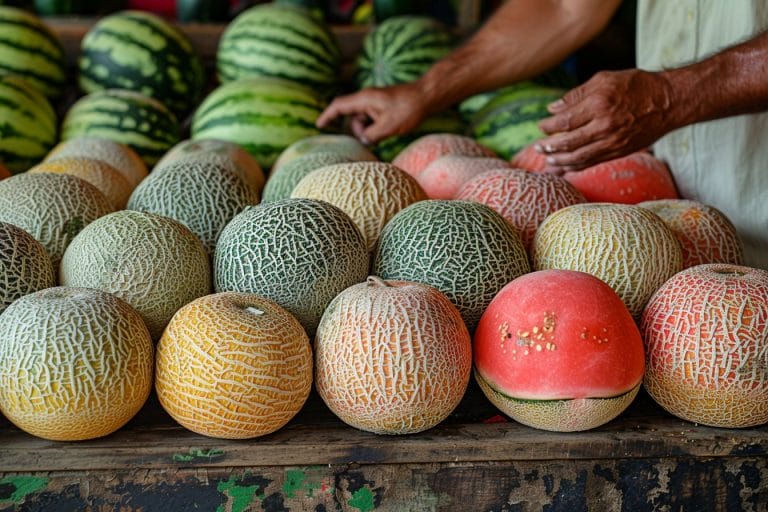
[538,106,595,136]
[349,114,372,144]
[544,141,626,171]
[316,93,372,128]
[534,128,600,156]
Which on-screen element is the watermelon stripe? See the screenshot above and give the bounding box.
[222,26,337,71]
[0,17,63,59]
[0,53,64,89]
[0,81,56,133]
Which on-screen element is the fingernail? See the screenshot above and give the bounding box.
[360,135,370,145]
[534,144,544,153]
[544,144,554,153]
[546,156,556,165]
[549,99,565,109]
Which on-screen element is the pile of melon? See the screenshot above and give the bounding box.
[0,5,765,445]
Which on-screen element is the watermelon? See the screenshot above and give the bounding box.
[191,77,326,169]
[0,74,57,173]
[216,4,341,98]
[78,10,204,118]
[60,88,180,167]
[0,6,67,99]
[356,15,455,88]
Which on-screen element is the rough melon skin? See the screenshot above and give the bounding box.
[271,134,377,172]
[262,151,353,203]
[533,203,683,321]
[372,200,530,332]
[641,264,768,428]
[0,173,113,266]
[290,161,428,251]
[0,221,55,313]
[0,287,153,441]
[60,210,211,340]
[392,133,496,178]
[214,198,369,336]
[155,292,313,439]
[127,156,260,255]
[315,277,472,435]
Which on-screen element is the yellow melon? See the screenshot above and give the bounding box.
[28,156,133,210]
[46,136,148,189]
[155,292,312,439]
[0,287,154,441]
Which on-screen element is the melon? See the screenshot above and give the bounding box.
[28,156,133,210]
[510,142,546,171]
[0,287,153,441]
[45,136,148,189]
[416,155,511,200]
[155,292,313,439]
[638,199,744,268]
[392,133,495,179]
[375,111,466,163]
[0,221,55,312]
[214,198,369,336]
[641,264,768,428]
[60,210,211,340]
[533,203,683,320]
[155,138,266,193]
[271,134,377,172]
[474,269,645,432]
[455,168,586,252]
[127,156,260,255]
[315,276,472,434]
[0,162,9,180]
[290,161,427,251]
[262,151,353,203]
[0,173,113,266]
[372,200,530,332]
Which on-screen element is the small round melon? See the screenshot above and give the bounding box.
[272,134,377,172]
[638,199,744,268]
[474,270,645,432]
[60,210,211,340]
[372,200,530,332]
[417,155,511,199]
[262,151,353,203]
[0,173,113,266]
[127,156,260,255]
[28,156,133,210]
[45,136,148,189]
[315,276,472,434]
[156,292,313,439]
[214,198,369,336]
[533,203,683,320]
[290,161,427,251]
[510,143,547,171]
[641,264,768,428]
[0,287,154,441]
[392,134,496,178]
[0,221,55,312]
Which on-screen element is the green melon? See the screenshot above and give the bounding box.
[60,210,211,340]
[214,198,369,336]
[271,134,377,171]
[78,10,204,118]
[0,74,57,173]
[0,6,67,99]
[0,221,55,312]
[191,78,326,169]
[60,88,180,167]
[372,199,530,332]
[262,151,353,203]
[0,173,112,266]
[127,156,261,256]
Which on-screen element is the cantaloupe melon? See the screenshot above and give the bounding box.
[0,173,113,266]
[0,287,153,441]
[262,151,353,203]
[272,133,377,171]
[60,210,211,340]
[0,221,55,312]
[155,292,313,439]
[372,200,530,332]
[416,155,511,200]
[290,161,427,251]
[392,133,495,178]
[533,203,683,320]
[214,199,369,336]
[315,276,472,434]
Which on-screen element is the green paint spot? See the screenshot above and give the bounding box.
[348,487,376,512]
[172,447,225,462]
[216,473,263,512]
[0,476,49,503]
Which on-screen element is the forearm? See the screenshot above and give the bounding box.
[415,0,622,115]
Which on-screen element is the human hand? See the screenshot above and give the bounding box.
[316,83,428,144]
[535,69,677,173]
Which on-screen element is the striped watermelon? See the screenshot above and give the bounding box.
[0,74,57,173]
[191,78,326,169]
[0,6,67,99]
[61,89,180,167]
[356,15,455,88]
[217,4,341,98]
[470,84,564,159]
[78,10,204,118]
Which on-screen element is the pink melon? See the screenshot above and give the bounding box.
[474,269,645,432]
[455,168,586,252]
[638,199,744,268]
[416,155,510,199]
[641,264,768,428]
[511,143,547,171]
[392,133,496,178]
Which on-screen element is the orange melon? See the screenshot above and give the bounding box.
[392,133,496,178]
[416,155,511,199]
[46,136,148,189]
[315,277,472,434]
